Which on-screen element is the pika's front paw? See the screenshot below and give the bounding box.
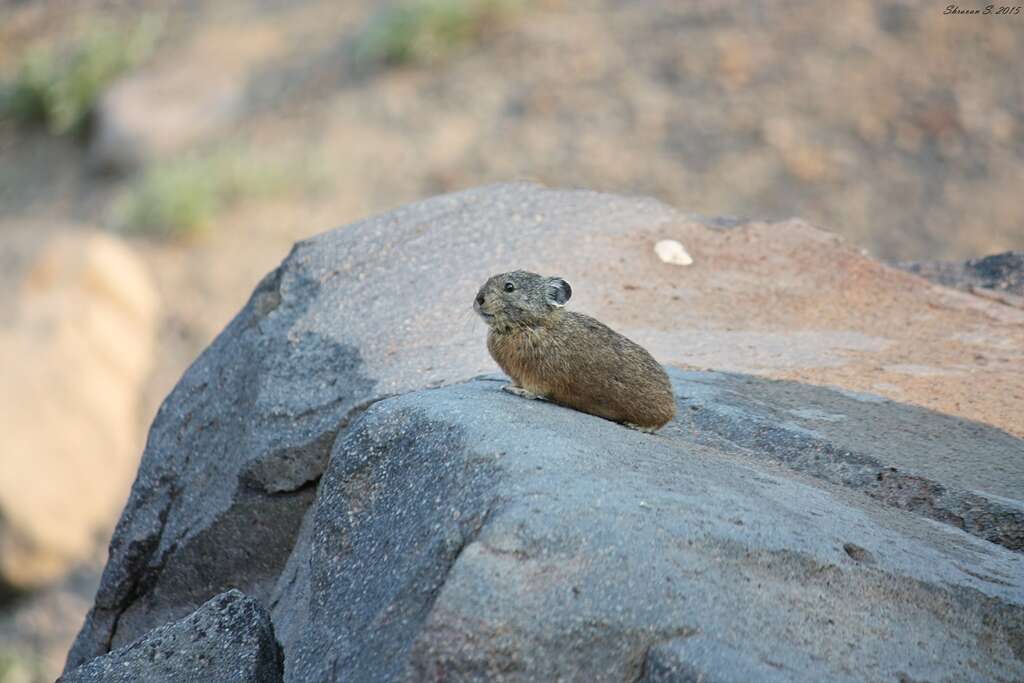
[623,422,658,434]
[502,384,541,400]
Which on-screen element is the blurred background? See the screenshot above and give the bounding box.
[1,0,1022,680]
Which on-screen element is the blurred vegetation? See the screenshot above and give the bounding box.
[0,16,161,136]
[355,0,527,66]
[0,648,42,683]
[112,149,323,239]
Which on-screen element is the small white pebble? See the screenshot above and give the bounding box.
[654,239,693,266]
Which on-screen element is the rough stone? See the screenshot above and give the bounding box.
[274,376,1023,682]
[897,250,1024,299]
[59,589,281,683]
[639,635,823,683]
[68,183,707,667]
[0,231,158,593]
[673,371,1024,551]
[64,183,1024,675]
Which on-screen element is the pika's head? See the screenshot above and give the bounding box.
[474,270,572,330]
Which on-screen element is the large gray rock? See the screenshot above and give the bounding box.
[66,182,691,667]
[65,183,1024,678]
[59,589,281,682]
[275,375,1023,682]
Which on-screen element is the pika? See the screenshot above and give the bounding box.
[473,270,675,432]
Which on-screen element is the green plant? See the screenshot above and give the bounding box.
[0,16,161,135]
[355,0,526,66]
[112,149,312,239]
[0,648,39,683]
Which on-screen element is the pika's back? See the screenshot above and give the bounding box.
[474,271,675,430]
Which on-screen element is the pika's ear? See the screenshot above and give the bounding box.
[546,278,572,307]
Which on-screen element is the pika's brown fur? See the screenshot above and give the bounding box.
[474,270,675,431]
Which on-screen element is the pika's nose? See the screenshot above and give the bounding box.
[475,293,485,306]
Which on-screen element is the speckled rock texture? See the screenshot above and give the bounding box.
[272,375,1023,682]
[897,250,1024,299]
[64,184,1024,680]
[674,371,1024,552]
[59,589,281,683]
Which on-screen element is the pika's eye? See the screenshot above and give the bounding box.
[504,281,515,292]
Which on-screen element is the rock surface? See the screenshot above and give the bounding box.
[674,371,1024,551]
[273,375,1023,682]
[59,589,281,683]
[64,184,1024,678]
[0,230,158,592]
[897,250,1024,301]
